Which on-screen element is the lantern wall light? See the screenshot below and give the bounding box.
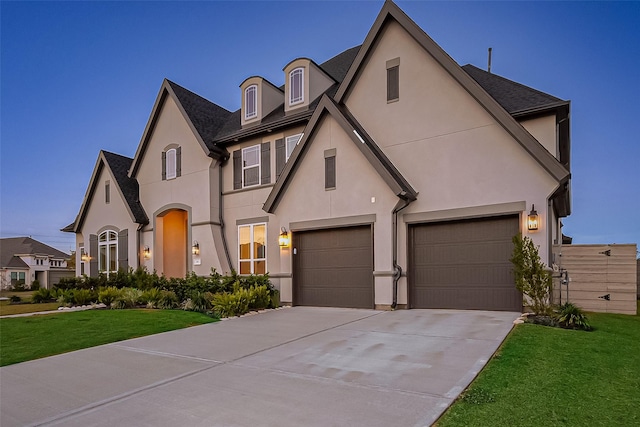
[192,241,200,255]
[527,205,539,231]
[278,227,290,247]
[143,246,151,259]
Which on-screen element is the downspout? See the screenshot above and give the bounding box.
[391,197,413,310]
[219,160,233,272]
[136,223,144,269]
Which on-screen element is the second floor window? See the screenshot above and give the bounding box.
[166,148,177,179]
[245,85,257,119]
[242,145,260,187]
[289,68,304,106]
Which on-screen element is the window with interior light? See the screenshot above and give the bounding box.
[238,223,266,274]
[289,67,304,106]
[245,85,257,119]
[98,230,118,275]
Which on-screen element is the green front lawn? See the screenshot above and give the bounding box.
[0,309,217,366]
[437,301,640,426]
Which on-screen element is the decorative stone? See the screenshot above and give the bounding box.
[513,319,525,324]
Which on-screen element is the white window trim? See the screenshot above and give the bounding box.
[245,85,258,120]
[241,145,261,188]
[98,230,118,276]
[289,67,304,106]
[166,148,177,180]
[285,133,303,162]
[238,223,267,275]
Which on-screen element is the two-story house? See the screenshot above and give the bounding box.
[63,1,571,311]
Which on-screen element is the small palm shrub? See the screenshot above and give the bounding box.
[183,291,213,313]
[248,285,271,310]
[157,290,179,309]
[73,289,96,305]
[31,288,52,303]
[98,286,120,307]
[212,291,249,318]
[112,288,142,309]
[555,302,592,331]
[57,289,75,307]
[140,288,162,309]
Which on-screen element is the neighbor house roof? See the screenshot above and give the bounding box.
[1,237,69,269]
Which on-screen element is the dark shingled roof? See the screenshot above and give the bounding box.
[461,64,565,114]
[213,46,361,143]
[102,151,149,224]
[166,80,233,154]
[1,237,69,268]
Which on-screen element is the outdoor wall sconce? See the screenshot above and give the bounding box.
[278,227,290,247]
[192,241,200,256]
[527,205,539,231]
[143,246,151,259]
[81,253,91,262]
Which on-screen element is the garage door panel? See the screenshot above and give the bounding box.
[294,225,373,309]
[410,216,521,311]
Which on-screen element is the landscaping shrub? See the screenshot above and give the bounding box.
[555,302,592,331]
[156,290,179,309]
[57,289,75,307]
[112,288,142,309]
[30,280,40,291]
[12,281,26,291]
[510,234,553,315]
[212,291,249,318]
[247,285,271,310]
[9,295,22,303]
[98,286,120,307]
[31,288,52,304]
[182,291,214,313]
[73,288,97,305]
[140,287,162,309]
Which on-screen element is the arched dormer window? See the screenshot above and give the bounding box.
[289,67,304,106]
[245,85,257,119]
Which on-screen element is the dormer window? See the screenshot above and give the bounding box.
[245,85,257,119]
[289,68,304,106]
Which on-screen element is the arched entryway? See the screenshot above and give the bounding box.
[156,209,188,278]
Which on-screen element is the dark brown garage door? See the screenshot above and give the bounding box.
[293,225,373,309]
[409,215,522,311]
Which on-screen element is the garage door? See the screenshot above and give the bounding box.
[409,215,522,311]
[293,225,373,309]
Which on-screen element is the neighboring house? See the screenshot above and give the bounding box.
[63,1,571,311]
[0,237,73,289]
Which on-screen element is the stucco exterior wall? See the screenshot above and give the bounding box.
[269,115,400,305]
[136,96,224,276]
[520,114,557,158]
[79,164,137,276]
[343,19,558,272]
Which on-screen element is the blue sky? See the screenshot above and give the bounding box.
[1,1,639,254]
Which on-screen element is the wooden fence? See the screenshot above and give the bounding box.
[552,244,637,315]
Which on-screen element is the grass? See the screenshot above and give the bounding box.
[436,301,640,427]
[0,301,60,316]
[0,309,217,366]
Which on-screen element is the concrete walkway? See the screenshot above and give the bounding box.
[0,307,519,426]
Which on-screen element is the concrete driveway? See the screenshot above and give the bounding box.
[1,307,518,426]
